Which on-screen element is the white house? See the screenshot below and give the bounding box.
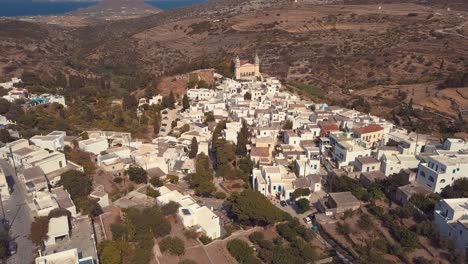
[295,158,320,177]
[224,122,242,144]
[380,154,419,176]
[252,166,297,200]
[417,154,468,193]
[35,248,93,264]
[30,131,66,151]
[332,139,372,168]
[0,77,21,89]
[434,198,468,249]
[44,215,70,247]
[78,137,108,155]
[187,89,216,101]
[156,186,221,239]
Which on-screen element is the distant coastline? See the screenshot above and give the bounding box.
[0,0,208,17]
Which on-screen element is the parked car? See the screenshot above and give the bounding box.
[303,217,312,224]
[280,200,287,207]
[8,241,17,255]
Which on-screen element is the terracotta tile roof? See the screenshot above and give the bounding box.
[319,123,339,132]
[250,147,270,157]
[353,124,384,135]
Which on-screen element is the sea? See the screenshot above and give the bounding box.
[0,0,208,17]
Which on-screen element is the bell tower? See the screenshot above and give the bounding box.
[234,56,241,79]
[254,53,260,78]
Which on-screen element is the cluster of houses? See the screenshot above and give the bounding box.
[1,56,468,261]
[177,57,468,249]
[0,132,99,263]
[0,77,67,127]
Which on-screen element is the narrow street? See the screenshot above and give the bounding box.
[0,160,35,264]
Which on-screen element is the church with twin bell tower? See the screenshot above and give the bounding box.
[233,54,262,81]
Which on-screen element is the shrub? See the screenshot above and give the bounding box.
[146,187,161,198]
[59,170,92,200]
[184,229,198,240]
[227,239,255,263]
[149,177,163,187]
[358,213,374,231]
[126,166,148,184]
[167,175,179,184]
[336,222,351,236]
[248,232,264,245]
[214,191,227,199]
[29,216,49,245]
[159,236,185,256]
[199,235,212,245]
[295,198,309,214]
[111,223,127,240]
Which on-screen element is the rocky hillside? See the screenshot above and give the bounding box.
[0,0,467,134]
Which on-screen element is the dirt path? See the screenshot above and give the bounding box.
[435,20,468,40]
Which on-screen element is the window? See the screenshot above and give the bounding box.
[453,169,456,174]
[440,179,446,183]
[420,171,426,178]
[273,186,276,190]
[59,161,63,168]
[278,186,282,191]
[429,176,435,183]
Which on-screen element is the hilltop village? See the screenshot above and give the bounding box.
[0,56,467,264]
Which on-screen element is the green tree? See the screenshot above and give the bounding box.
[410,193,440,215]
[291,188,311,200]
[146,187,161,198]
[236,120,249,156]
[29,216,49,245]
[0,129,12,143]
[159,236,185,256]
[225,189,288,226]
[295,198,310,214]
[126,166,148,184]
[59,170,92,200]
[441,178,468,198]
[189,137,198,159]
[122,95,138,111]
[195,181,216,197]
[153,113,162,135]
[204,112,215,123]
[282,120,293,130]
[227,239,255,263]
[149,176,163,187]
[162,91,176,109]
[182,94,190,111]
[161,201,180,216]
[74,197,103,216]
[110,223,128,240]
[98,240,121,264]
